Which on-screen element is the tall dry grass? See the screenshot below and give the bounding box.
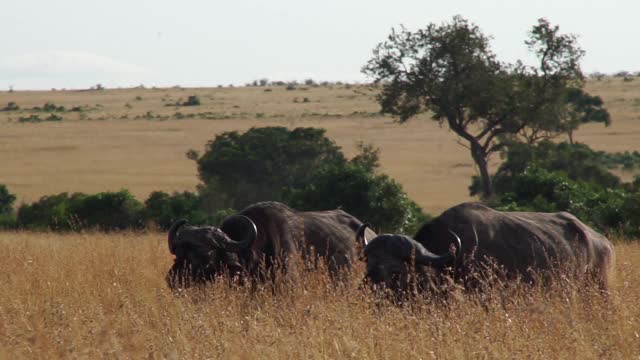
[1,231,638,359]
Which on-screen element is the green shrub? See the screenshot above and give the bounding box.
[470,140,622,196]
[17,190,144,231]
[289,163,429,234]
[0,213,16,229]
[165,95,202,107]
[183,95,201,106]
[192,127,346,210]
[209,208,238,226]
[0,185,16,215]
[350,142,380,172]
[144,191,211,229]
[71,190,144,230]
[18,113,63,123]
[17,193,78,230]
[2,102,19,111]
[0,185,17,229]
[485,165,640,238]
[45,114,63,122]
[600,150,640,170]
[469,140,640,237]
[18,114,42,123]
[42,102,65,112]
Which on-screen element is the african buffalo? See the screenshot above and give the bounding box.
[166,201,376,289]
[357,202,615,295]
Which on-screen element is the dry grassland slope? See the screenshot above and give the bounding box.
[0,78,638,214]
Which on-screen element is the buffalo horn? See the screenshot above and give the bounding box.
[168,219,188,254]
[471,225,479,255]
[448,229,463,256]
[356,223,370,247]
[414,229,461,267]
[217,215,257,252]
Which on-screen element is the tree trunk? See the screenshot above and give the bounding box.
[445,116,493,198]
[568,130,574,145]
[470,143,492,198]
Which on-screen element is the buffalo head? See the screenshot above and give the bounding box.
[166,215,257,290]
[356,224,461,295]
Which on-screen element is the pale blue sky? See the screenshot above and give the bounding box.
[1,0,638,90]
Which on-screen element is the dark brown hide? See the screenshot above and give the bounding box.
[414,202,615,291]
[300,209,376,277]
[167,202,375,289]
[361,229,458,294]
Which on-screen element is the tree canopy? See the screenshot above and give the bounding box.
[468,140,622,196]
[289,163,428,234]
[189,127,346,211]
[363,16,609,197]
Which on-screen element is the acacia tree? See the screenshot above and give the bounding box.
[562,89,610,144]
[513,20,610,145]
[362,16,606,197]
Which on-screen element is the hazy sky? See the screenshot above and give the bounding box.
[1,0,638,90]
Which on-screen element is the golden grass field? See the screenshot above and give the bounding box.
[1,78,640,358]
[0,232,638,359]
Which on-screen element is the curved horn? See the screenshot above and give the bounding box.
[218,215,257,252]
[168,219,187,254]
[356,223,370,247]
[448,229,463,257]
[414,229,461,267]
[414,244,455,267]
[471,225,479,255]
[471,225,480,251]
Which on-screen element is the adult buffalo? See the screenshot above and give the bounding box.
[167,201,376,289]
[357,202,615,295]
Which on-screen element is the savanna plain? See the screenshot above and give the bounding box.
[1,78,640,358]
